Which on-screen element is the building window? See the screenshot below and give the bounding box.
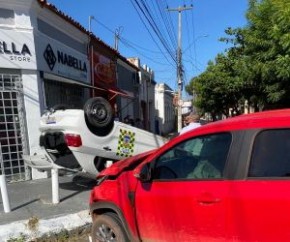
[44,80,89,109]
[0,8,14,25]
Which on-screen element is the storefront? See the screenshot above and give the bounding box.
[0,2,91,181]
[36,28,90,110]
[90,46,135,118]
[0,28,37,181]
[0,0,141,181]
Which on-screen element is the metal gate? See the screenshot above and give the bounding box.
[0,74,30,182]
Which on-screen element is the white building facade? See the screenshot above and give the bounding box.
[155,83,176,135]
[0,0,38,181]
[0,0,91,181]
[128,58,156,132]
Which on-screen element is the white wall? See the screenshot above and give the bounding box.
[22,70,48,179]
[155,83,175,135]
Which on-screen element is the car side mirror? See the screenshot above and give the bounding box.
[135,163,151,182]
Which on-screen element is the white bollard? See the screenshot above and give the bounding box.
[0,174,11,213]
[51,168,59,204]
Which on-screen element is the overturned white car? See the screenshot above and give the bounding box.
[24,97,167,178]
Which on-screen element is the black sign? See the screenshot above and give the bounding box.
[43,44,87,72]
[0,41,32,62]
[43,44,56,71]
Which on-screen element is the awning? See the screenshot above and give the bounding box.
[41,72,134,98]
[107,87,134,98]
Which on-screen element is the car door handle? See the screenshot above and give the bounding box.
[197,193,221,205]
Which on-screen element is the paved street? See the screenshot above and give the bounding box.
[0,174,95,241]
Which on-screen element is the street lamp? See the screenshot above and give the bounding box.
[89,15,95,33]
[184,34,208,53]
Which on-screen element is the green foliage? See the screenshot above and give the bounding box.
[186,0,290,116]
[7,234,27,242]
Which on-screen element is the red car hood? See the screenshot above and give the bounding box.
[97,149,156,177]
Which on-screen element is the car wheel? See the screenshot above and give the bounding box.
[84,97,114,136]
[91,212,128,242]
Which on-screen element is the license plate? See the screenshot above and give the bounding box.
[46,116,56,124]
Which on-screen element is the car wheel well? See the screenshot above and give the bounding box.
[93,156,106,173]
[91,207,134,241]
[92,210,131,242]
[94,156,118,173]
[92,207,116,216]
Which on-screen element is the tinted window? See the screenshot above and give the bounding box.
[153,133,232,180]
[249,129,290,177]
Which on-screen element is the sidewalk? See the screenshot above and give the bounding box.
[0,174,95,241]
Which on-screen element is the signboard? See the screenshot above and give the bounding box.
[92,51,116,88]
[0,29,36,70]
[37,34,89,83]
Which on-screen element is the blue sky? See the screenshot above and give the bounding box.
[48,0,248,97]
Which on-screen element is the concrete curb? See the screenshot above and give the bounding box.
[0,210,91,241]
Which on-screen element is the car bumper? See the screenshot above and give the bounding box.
[23,147,64,171]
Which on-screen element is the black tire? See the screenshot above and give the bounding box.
[84,97,114,136]
[91,212,129,242]
[84,97,113,128]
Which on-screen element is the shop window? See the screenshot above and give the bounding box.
[44,80,89,109]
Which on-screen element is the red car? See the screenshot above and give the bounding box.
[89,109,290,242]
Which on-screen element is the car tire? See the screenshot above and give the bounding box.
[84,97,114,136]
[91,212,129,242]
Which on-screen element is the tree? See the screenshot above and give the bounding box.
[187,0,290,115]
[244,0,290,109]
[188,53,245,119]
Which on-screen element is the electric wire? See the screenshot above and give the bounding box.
[92,0,197,91]
[92,9,175,67]
[155,0,177,52]
[130,0,176,66]
[131,0,176,63]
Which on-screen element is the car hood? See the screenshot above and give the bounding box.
[97,149,156,177]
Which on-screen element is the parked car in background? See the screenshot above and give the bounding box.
[89,109,290,242]
[23,97,167,178]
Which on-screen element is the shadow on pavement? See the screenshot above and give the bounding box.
[11,198,40,211]
[58,175,96,192]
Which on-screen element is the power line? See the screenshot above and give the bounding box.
[90,0,197,90]
[91,16,175,67]
[130,0,176,65]
[155,0,177,52]
[130,0,177,63]
[120,38,175,67]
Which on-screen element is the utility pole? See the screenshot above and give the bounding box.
[168,5,192,132]
[89,16,95,96]
[89,15,94,33]
[114,26,123,51]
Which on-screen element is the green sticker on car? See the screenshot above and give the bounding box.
[117,129,135,157]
